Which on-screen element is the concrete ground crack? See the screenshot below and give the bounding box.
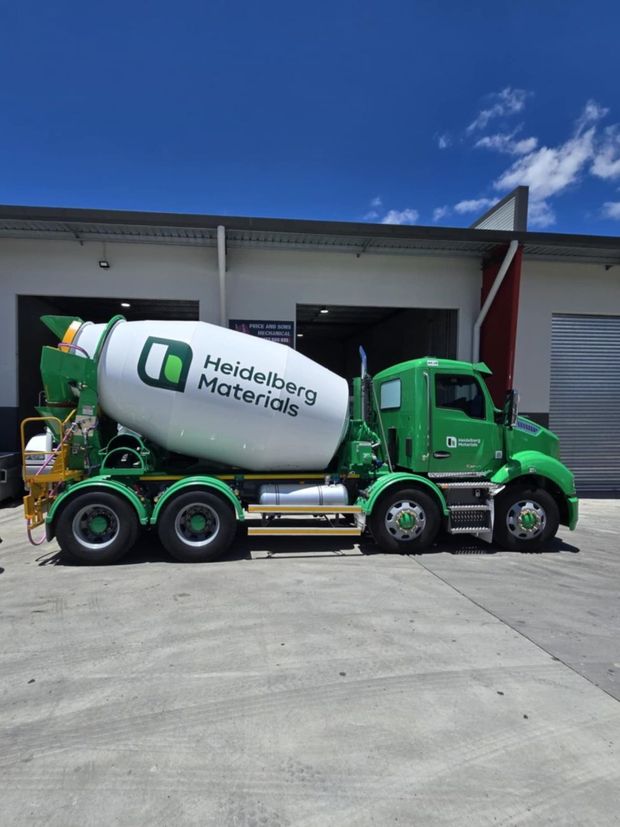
[409,553,620,705]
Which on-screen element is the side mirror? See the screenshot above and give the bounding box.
[503,389,519,428]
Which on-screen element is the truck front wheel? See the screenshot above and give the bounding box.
[55,490,139,565]
[369,487,441,553]
[493,485,559,551]
[157,490,237,563]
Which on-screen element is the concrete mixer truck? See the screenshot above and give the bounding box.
[20,314,578,564]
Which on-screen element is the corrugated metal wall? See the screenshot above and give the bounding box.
[550,314,620,492]
[474,198,516,231]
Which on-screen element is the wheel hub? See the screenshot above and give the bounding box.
[189,513,208,533]
[72,504,120,550]
[397,510,416,530]
[88,515,109,535]
[385,500,426,542]
[519,509,539,531]
[506,499,546,540]
[175,503,220,547]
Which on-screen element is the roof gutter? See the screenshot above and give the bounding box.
[472,240,519,362]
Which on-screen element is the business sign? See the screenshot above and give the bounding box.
[229,319,295,347]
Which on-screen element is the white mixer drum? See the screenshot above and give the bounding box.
[71,319,350,471]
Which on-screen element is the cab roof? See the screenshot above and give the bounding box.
[374,357,492,382]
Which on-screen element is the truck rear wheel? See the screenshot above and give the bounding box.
[369,487,441,553]
[55,490,139,565]
[157,490,237,563]
[493,485,559,551]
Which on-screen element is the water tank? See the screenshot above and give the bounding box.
[70,319,350,471]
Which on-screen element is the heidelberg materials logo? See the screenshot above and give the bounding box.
[138,337,193,392]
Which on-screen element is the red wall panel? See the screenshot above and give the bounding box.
[479,244,523,406]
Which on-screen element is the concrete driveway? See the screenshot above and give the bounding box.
[1,499,619,825]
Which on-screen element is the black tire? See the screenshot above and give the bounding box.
[157,490,237,563]
[55,490,139,565]
[369,487,441,553]
[493,485,559,552]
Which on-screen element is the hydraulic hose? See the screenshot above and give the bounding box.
[26,525,47,546]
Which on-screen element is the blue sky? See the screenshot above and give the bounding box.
[1,1,620,234]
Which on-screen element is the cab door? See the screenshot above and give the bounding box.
[428,371,502,475]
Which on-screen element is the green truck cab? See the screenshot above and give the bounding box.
[364,357,578,551]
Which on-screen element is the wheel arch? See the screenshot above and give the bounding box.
[491,452,577,529]
[495,473,572,527]
[150,476,244,526]
[46,479,149,540]
[360,473,449,518]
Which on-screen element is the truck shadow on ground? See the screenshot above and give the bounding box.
[233,526,581,558]
[37,527,580,566]
[408,535,579,556]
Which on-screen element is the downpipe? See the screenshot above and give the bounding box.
[472,240,519,363]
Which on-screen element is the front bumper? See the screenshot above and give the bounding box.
[567,496,579,531]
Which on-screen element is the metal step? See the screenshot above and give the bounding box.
[448,526,492,534]
[449,504,491,511]
[247,503,361,515]
[428,472,490,479]
[438,481,496,489]
[247,526,361,537]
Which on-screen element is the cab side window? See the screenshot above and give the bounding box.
[435,374,485,419]
[380,378,401,410]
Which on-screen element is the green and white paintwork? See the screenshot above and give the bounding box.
[36,318,578,545]
[69,317,350,471]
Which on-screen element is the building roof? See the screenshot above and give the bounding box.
[0,203,619,265]
[470,186,528,232]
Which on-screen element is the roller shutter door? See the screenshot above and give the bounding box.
[550,314,620,492]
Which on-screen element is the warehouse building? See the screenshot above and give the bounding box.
[1,187,619,493]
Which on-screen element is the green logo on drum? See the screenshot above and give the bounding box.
[138,337,193,392]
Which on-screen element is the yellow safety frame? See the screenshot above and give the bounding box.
[20,411,83,529]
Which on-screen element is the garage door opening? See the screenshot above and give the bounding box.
[18,295,199,430]
[296,305,457,383]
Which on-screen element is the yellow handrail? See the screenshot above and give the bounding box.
[20,410,82,530]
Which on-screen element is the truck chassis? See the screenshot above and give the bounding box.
[22,416,576,564]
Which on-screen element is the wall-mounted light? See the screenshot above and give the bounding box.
[99,241,110,269]
[320,306,329,314]
[120,302,131,308]
[297,332,304,338]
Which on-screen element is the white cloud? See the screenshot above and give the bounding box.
[475,131,538,156]
[576,99,609,134]
[381,208,419,225]
[602,201,620,219]
[510,137,538,155]
[528,200,556,228]
[449,96,620,229]
[363,198,420,225]
[489,101,611,227]
[592,126,620,180]
[433,205,450,222]
[363,196,384,220]
[493,103,602,201]
[467,87,528,133]
[454,197,496,215]
[437,133,451,149]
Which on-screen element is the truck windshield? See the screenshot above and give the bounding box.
[435,374,485,419]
